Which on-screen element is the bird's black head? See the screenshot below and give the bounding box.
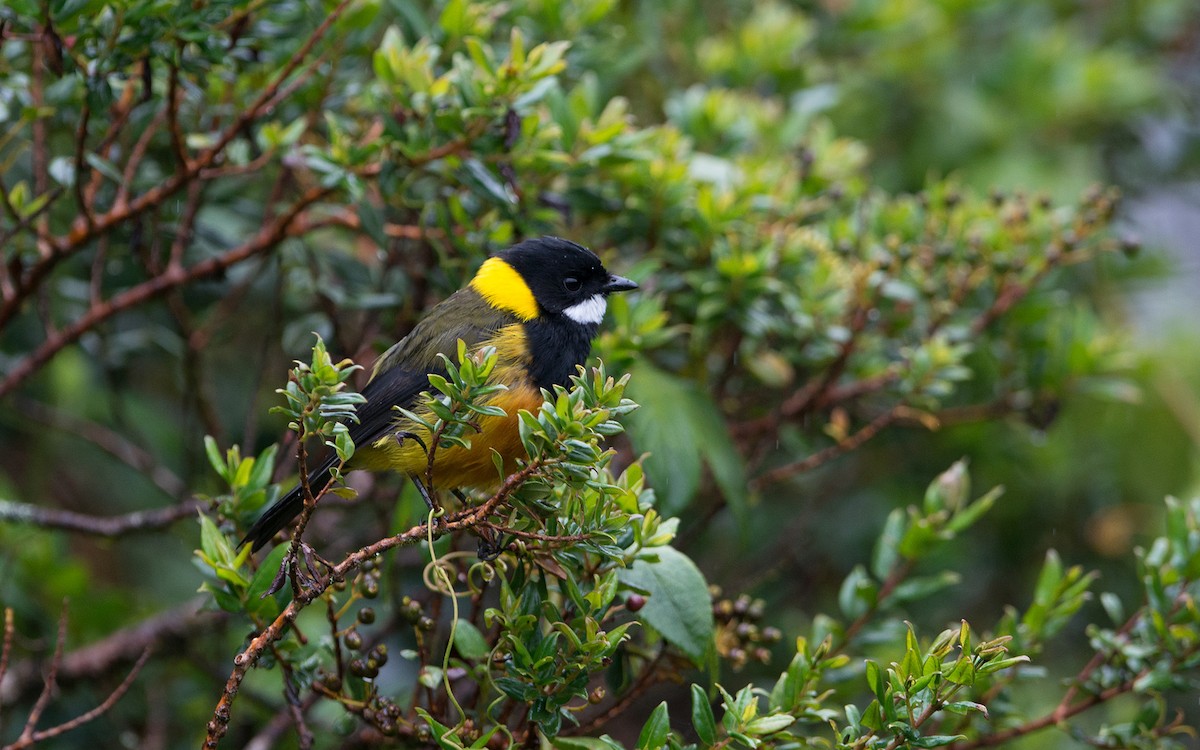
[498,237,637,324]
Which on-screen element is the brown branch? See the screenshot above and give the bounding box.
[9,396,188,498]
[112,108,167,215]
[949,676,1136,750]
[1,599,223,704]
[837,559,915,652]
[203,459,548,747]
[71,99,93,230]
[0,183,335,399]
[0,0,354,333]
[751,407,900,489]
[0,496,204,537]
[243,694,322,750]
[967,253,1057,338]
[0,608,13,691]
[566,652,666,737]
[735,303,871,445]
[29,21,51,260]
[16,600,68,746]
[479,521,593,545]
[3,648,152,750]
[165,53,190,170]
[314,206,434,239]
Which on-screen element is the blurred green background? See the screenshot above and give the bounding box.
[1,0,1199,746]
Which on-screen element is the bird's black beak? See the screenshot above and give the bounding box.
[602,274,638,294]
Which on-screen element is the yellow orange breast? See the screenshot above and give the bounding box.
[353,323,543,489]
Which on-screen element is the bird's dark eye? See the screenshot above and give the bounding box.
[563,277,582,292]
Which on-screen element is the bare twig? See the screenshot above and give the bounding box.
[165,53,190,170]
[566,652,667,737]
[0,0,355,334]
[29,21,52,260]
[0,608,13,691]
[3,648,152,750]
[1,598,222,704]
[16,600,69,746]
[751,406,901,489]
[0,496,204,537]
[0,183,336,399]
[7,397,188,497]
[243,694,322,750]
[203,459,548,747]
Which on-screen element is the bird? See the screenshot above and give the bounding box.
[241,237,638,552]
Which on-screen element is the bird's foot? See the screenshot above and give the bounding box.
[264,541,330,599]
[476,527,512,561]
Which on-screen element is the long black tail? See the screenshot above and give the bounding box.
[240,463,334,551]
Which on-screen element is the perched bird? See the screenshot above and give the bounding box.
[241,237,637,551]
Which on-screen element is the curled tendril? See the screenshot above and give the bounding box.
[421,550,491,596]
[467,558,503,594]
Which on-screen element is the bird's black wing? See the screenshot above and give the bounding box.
[238,366,436,552]
[241,288,516,551]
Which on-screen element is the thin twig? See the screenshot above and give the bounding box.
[203,459,549,747]
[3,647,152,750]
[71,99,93,230]
[751,407,900,488]
[2,598,221,703]
[17,600,69,745]
[0,608,14,691]
[29,20,52,259]
[0,183,336,399]
[0,0,354,333]
[567,651,666,737]
[7,396,188,497]
[0,497,204,537]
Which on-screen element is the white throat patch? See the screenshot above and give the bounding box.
[563,294,607,325]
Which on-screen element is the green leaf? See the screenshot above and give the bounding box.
[203,436,226,481]
[838,565,876,619]
[452,620,491,661]
[977,655,1030,675]
[552,738,625,750]
[865,659,885,701]
[871,508,905,579]
[943,701,989,718]
[495,677,535,702]
[626,363,747,522]
[84,152,123,183]
[1033,549,1064,606]
[245,543,289,618]
[890,572,961,603]
[911,735,967,748]
[745,714,795,736]
[463,158,515,205]
[636,701,670,750]
[946,486,1003,534]
[690,684,717,745]
[618,547,714,666]
[198,513,231,566]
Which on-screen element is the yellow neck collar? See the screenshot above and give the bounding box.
[469,257,539,321]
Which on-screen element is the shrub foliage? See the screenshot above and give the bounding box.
[0,1,1197,748]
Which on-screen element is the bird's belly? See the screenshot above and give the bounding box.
[355,384,544,489]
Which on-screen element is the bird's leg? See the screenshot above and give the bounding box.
[265,540,330,599]
[452,489,509,557]
[409,473,442,514]
[476,527,512,562]
[393,430,428,455]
